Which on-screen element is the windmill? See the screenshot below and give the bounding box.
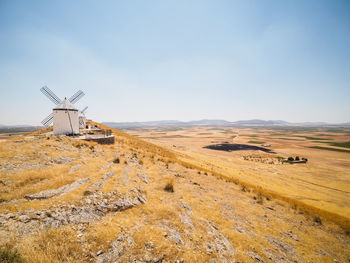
[40,86,85,135]
[79,106,88,129]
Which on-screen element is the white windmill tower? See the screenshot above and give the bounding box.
[79,106,88,129]
[40,86,85,135]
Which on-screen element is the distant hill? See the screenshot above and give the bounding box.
[0,125,42,134]
[103,119,350,128]
[103,120,183,128]
[232,119,289,125]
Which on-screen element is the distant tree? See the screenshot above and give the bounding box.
[288,157,294,161]
[295,156,300,161]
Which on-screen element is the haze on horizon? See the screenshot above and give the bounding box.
[0,0,350,126]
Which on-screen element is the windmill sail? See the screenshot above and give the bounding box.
[81,106,88,114]
[41,113,53,127]
[69,90,85,104]
[40,86,62,105]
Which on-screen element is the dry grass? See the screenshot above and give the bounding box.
[1,124,350,262]
[15,227,83,263]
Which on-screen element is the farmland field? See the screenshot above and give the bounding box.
[125,125,350,221]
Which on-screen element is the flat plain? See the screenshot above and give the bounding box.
[126,125,350,222]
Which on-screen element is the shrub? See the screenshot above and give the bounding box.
[295,156,300,161]
[164,178,174,192]
[0,246,23,263]
[255,193,264,204]
[314,216,322,224]
[113,158,120,164]
[288,157,294,161]
[302,157,308,162]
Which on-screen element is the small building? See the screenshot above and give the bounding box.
[79,115,86,129]
[53,98,79,135]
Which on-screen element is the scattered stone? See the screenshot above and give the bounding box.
[102,171,115,180]
[25,178,91,200]
[18,215,30,223]
[145,241,154,249]
[69,164,83,174]
[1,188,147,236]
[160,224,184,245]
[201,219,235,262]
[265,236,300,262]
[180,214,194,230]
[100,162,113,171]
[247,251,264,262]
[177,202,192,214]
[281,231,300,242]
[137,173,149,184]
[54,156,74,165]
[0,180,12,185]
[97,232,134,263]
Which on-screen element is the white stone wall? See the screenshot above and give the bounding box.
[53,110,79,135]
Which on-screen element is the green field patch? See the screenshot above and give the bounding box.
[328,141,350,149]
[159,127,184,132]
[295,136,330,140]
[229,135,236,139]
[269,133,290,136]
[207,127,226,131]
[309,146,350,153]
[220,130,235,134]
[197,133,213,135]
[248,140,265,144]
[274,137,304,141]
[324,128,350,133]
[315,134,335,137]
[311,140,332,144]
[161,135,190,138]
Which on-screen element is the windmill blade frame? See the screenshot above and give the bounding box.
[69,90,85,104]
[41,113,54,127]
[81,106,88,114]
[40,86,62,105]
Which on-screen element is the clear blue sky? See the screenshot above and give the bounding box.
[0,0,349,125]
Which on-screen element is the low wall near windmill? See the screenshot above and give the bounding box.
[83,135,115,145]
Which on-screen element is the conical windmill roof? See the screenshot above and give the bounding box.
[53,98,78,111]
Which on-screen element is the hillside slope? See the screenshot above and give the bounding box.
[0,124,349,262]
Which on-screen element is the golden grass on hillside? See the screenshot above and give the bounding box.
[14,227,83,263]
[16,122,350,231]
[6,123,350,233]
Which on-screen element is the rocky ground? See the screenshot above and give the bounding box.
[0,132,349,262]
